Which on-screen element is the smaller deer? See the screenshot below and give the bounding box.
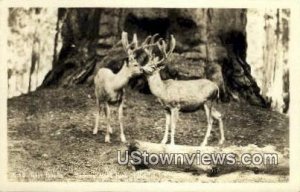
[93,32,156,143]
[141,35,225,146]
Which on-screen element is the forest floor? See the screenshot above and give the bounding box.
[7,86,289,182]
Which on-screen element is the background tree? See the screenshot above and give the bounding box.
[8,8,290,112]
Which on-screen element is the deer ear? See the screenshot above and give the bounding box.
[153,56,159,62]
[158,65,166,70]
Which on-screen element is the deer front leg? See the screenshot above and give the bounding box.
[104,103,112,143]
[93,99,103,135]
[161,111,171,144]
[212,107,225,145]
[118,100,127,143]
[93,99,101,134]
[201,103,213,146]
[93,112,99,134]
[170,108,179,145]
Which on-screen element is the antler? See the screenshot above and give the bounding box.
[154,34,176,66]
[146,34,159,55]
[138,33,160,58]
[121,32,139,53]
[121,31,160,56]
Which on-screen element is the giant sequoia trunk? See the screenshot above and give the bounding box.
[42,8,268,107]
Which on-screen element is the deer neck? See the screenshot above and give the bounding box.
[146,71,166,98]
[113,64,131,91]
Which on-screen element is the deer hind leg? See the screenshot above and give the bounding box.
[104,102,112,143]
[93,98,101,134]
[118,100,127,143]
[211,107,225,145]
[161,110,171,144]
[201,103,213,146]
[170,108,179,145]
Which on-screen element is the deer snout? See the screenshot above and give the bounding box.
[141,65,152,74]
[139,67,144,73]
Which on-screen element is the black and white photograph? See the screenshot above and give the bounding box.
[1,0,300,191]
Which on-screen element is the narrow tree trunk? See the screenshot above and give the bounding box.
[28,9,41,92]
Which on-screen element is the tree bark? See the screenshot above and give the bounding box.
[42,8,101,87]
[42,8,268,107]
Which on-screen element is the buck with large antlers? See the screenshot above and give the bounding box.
[141,35,225,146]
[93,32,156,143]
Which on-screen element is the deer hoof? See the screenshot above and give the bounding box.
[93,128,98,135]
[218,139,225,145]
[200,142,207,147]
[108,127,113,134]
[120,135,127,143]
[161,138,168,144]
[105,135,111,143]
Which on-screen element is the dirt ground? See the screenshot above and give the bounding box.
[7,86,289,182]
